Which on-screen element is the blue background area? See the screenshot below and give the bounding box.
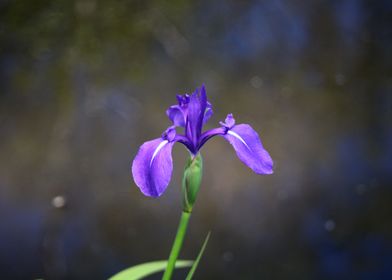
[0,0,391,279]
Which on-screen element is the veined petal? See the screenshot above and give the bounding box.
[223,124,273,174]
[132,138,175,197]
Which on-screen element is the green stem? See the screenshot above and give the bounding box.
[162,211,191,280]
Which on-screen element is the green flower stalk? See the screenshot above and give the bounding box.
[162,154,203,280]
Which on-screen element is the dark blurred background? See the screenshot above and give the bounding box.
[0,0,391,279]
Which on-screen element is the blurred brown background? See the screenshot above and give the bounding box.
[0,0,391,279]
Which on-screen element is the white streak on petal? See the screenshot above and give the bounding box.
[228,130,250,150]
[150,140,169,166]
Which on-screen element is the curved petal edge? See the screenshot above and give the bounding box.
[131,138,175,197]
[222,124,273,174]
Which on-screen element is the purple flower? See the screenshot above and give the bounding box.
[132,85,273,197]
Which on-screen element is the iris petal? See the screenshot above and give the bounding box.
[166,105,186,127]
[203,102,213,124]
[222,124,273,174]
[132,138,175,197]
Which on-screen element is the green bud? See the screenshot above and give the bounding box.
[182,153,203,213]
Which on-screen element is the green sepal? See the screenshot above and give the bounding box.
[182,153,203,213]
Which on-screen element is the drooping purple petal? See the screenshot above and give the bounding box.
[132,138,175,197]
[222,124,273,174]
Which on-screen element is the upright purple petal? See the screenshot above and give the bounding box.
[223,124,273,174]
[203,101,213,124]
[166,94,191,127]
[132,138,175,197]
[186,85,208,145]
[177,94,190,106]
[166,105,185,127]
[219,113,235,128]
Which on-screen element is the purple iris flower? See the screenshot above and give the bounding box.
[132,85,273,197]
